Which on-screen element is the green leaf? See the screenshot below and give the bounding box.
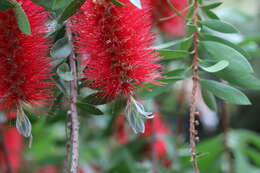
[58,0,86,23]
[158,49,189,61]
[156,77,183,83]
[52,0,73,10]
[14,4,31,35]
[203,19,238,33]
[164,68,188,77]
[201,34,251,60]
[0,0,14,10]
[201,87,218,111]
[200,79,251,105]
[77,102,103,115]
[215,69,260,90]
[31,0,54,11]
[201,2,222,10]
[202,9,219,20]
[153,36,192,49]
[201,41,253,73]
[57,63,73,81]
[81,93,113,105]
[51,37,72,59]
[129,0,142,9]
[200,60,229,73]
[111,0,125,7]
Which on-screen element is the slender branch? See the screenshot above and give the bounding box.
[66,22,80,173]
[189,0,200,172]
[220,93,234,173]
[0,127,13,173]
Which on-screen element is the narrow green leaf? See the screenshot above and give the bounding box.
[202,9,219,20]
[51,37,72,59]
[201,34,251,60]
[201,87,218,111]
[156,77,183,83]
[58,0,86,23]
[77,102,103,115]
[200,60,229,73]
[82,93,113,105]
[215,69,260,90]
[200,79,251,105]
[31,0,54,11]
[158,49,189,60]
[111,0,125,7]
[57,63,73,81]
[164,68,187,77]
[153,36,192,50]
[52,0,73,10]
[0,0,14,10]
[204,19,238,33]
[201,2,222,10]
[14,4,31,35]
[201,41,253,73]
[129,0,142,9]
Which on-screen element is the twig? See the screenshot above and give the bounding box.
[189,0,200,172]
[0,127,13,173]
[66,22,80,173]
[220,93,234,173]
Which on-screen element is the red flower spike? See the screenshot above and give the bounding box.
[148,0,189,37]
[70,0,161,100]
[0,0,52,136]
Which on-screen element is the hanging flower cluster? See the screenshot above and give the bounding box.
[70,0,161,99]
[70,0,161,132]
[0,0,52,137]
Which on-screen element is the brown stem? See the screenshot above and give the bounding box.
[189,0,200,172]
[66,23,80,173]
[0,127,13,173]
[221,97,234,173]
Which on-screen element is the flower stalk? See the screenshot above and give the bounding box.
[189,0,200,172]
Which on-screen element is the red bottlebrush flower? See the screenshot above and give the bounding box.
[0,0,52,112]
[142,113,170,137]
[148,0,188,37]
[114,115,129,145]
[0,127,23,173]
[0,0,52,136]
[70,0,161,100]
